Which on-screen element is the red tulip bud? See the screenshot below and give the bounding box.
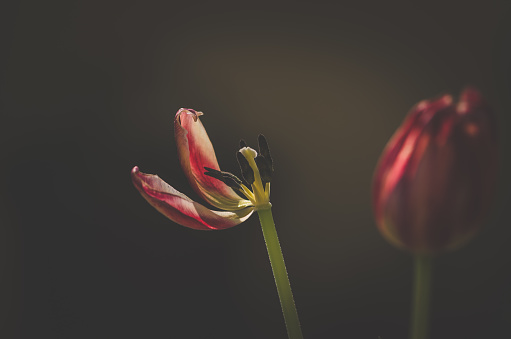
[372,88,498,254]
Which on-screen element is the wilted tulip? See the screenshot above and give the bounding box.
[131,108,272,230]
[131,108,302,339]
[372,87,498,254]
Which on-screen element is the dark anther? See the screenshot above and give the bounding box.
[239,139,248,149]
[236,152,255,185]
[258,134,274,172]
[255,155,272,186]
[204,167,243,190]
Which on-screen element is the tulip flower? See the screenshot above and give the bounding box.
[131,108,303,339]
[372,88,498,339]
[372,87,497,254]
[131,108,269,230]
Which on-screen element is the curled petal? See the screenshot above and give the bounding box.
[131,167,254,230]
[175,108,251,211]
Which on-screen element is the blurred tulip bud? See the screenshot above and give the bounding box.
[372,88,498,254]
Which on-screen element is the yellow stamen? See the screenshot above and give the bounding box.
[240,147,271,210]
[240,183,256,205]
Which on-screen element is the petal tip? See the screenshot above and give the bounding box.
[457,87,485,115]
[131,166,142,181]
[131,166,144,189]
[175,108,203,123]
[460,86,481,100]
[442,94,454,105]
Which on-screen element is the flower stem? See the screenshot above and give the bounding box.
[410,254,433,339]
[257,207,304,339]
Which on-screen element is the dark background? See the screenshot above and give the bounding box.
[1,1,510,338]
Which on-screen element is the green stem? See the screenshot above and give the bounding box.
[410,254,433,339]
[257,207,304,339]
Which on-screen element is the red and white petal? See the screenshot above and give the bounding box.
[174,108,251,211]
[132,167,254,230]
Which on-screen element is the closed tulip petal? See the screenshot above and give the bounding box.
[373,95,452,222]
[175,108,252,211]
[372,89,497,254]
[132,167,254,230]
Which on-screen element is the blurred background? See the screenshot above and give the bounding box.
[1,0,510,338]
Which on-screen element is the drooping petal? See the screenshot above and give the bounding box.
[174,108,252,211]
[131,167,254,230]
